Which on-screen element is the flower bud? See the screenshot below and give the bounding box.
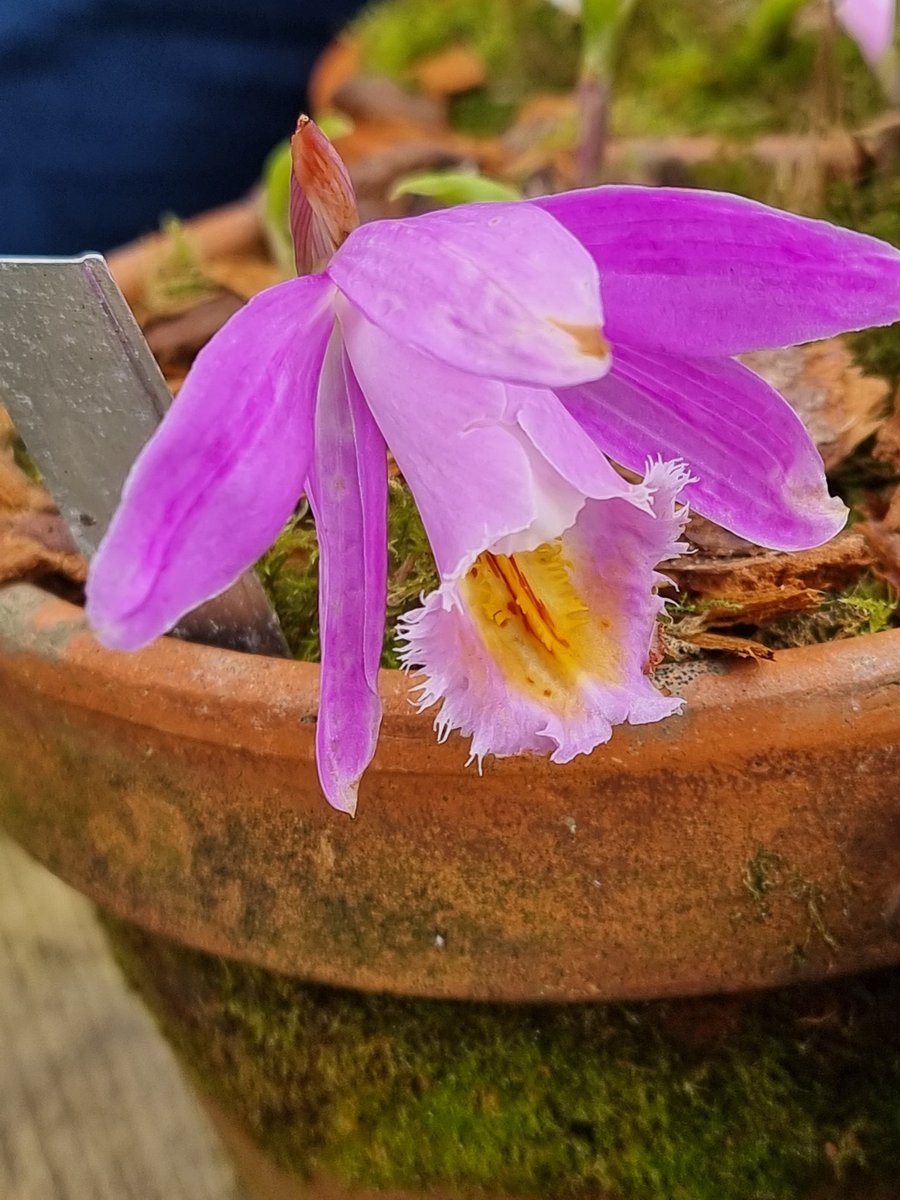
[290,115,359,275]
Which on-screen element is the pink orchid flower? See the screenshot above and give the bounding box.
[87,118,900,814]
[835,0,895,64]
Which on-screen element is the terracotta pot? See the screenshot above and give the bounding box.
[2,197,899,1005]
[4,204,900,1200]
[2,579,900,1004]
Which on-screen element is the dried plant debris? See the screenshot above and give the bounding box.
[202,256,283,300]
[144,292,246,373]
[859,493,900,592]
[662,510,896,660]
[741,340,889,473]
[664,529,874,606]
[757,582,897,649]
[873,396,900,470]
[0,406,85,592]
[110,26,900,670]
[670,629,777,660]
[412,44,487,97]
[670,585,824,634]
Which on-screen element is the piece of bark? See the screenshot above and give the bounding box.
[859,489,900,591]
[0,510,80,557]
[683,514,765,559]
[0,508,84,589]
[203,255,283,299]
[0,413,86,590]
[665,530,873,604]
[873,392,900,468]
[333,75,447,129]
[673,630,776,660]
[144,292,246,369]
[412,45,486,97]
[860,520,900,591]
[674,587,825,633]
[0,530,85,588]
[309,34,362,113]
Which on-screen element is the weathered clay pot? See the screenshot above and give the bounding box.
[3,205,900,1200]
[2,580,900,1004]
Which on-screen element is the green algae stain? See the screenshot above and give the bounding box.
[740,845,845,969]
[105,918,900,1200]
[742,846,785,921]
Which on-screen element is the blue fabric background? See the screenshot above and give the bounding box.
[0,0,363,253]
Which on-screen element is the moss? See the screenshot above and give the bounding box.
[759,580,898,650]
[106,917,900,1200]
[254,504,320,662]
[739,847,844,966]
[354,0,883,139]
[142,215,222,315]
[255,477,438,666]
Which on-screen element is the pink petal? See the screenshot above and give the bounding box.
[397,460,690,766]
[329,202,610,388]
[306,335,387,815]
[533,187,900,356]
[340,306,636,581]
[836,0,895,63]
[560,348,847,551]
[86,276,334,650]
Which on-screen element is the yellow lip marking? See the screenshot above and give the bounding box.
[483,552,571,656]
[462,540,615,704]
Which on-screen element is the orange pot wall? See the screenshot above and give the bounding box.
[1,581,899,1002]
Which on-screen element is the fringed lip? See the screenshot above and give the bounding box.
[397,459,692,769]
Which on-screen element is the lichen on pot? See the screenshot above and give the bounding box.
[107,916,900,1200]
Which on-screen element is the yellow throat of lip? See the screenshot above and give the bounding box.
[461,540,613,700]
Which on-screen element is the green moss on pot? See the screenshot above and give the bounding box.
[106,918,900,1200]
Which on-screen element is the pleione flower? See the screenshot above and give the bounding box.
[87,118,900,813]
[835,0,895,64]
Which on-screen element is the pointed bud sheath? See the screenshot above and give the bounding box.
[290,115,360,275]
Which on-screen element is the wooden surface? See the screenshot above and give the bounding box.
[0,835,246,1200]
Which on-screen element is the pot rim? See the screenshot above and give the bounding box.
[2,579,900,777]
